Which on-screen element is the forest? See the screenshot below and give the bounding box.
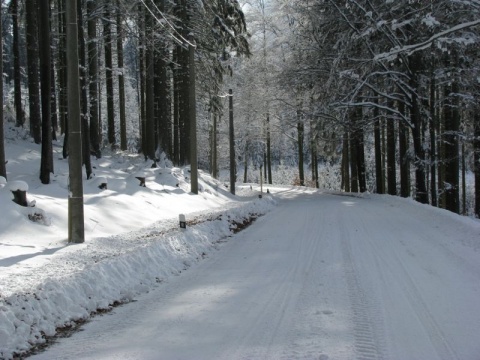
[0,0,479,218]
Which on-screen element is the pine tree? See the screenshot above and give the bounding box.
[39,0,53,184]
[10,0,25,128]
[78,0,92,179]
[0,9,5,180]
[87,0,101,158]
[103,1,116,149]
[25,0,41,143]
[117,0,127,151]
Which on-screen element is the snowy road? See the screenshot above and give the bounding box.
[31,190,480,360]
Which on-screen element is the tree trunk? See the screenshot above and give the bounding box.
[138,3,146,157]
[11,0,25,128]
[429,64,437,206]
[77,0,92,179]
[386,112,397,196]
[153,56,162,153]
[117,0,127,151]
[342,131,350,192]
[25,0,41,143]
[155,0,170,156]
[189,36,198,194]
[410,54,428,204]
[57,0,68,137]
[173,46,180,165]
[87,0,101,158]
[411,93,428,204]
[474,109,480,218]
[181,46,190,165]
[355,107,366,193]
[50,56,58,141]
[437,101,446,208]
[229,89,235,195]
[462,142,466,215]
[0,9,5,179]
[212,113,218,178]
[175,0,189,165]
[39,0,53,184]
[97,47,103,146]
[374,105,384,194]
[158,57,170,155]
[145,8,156,160]
[103,3,116,149]
[243,141,248,183]
[297,112,304,186]
[266,113,272,184]
[398,100,410,198]
[263,151,267,180]
[310,118,318,187]
[444,75,460,214]
[349,125,359,193]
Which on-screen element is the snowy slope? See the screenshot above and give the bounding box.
[0,128,276,359]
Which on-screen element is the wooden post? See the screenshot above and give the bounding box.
[66,0,85,243]
[179,214,186,229]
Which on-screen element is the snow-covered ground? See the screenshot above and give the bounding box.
[1,127,480,359]
[0,128,276,359]
[25,191,480,360]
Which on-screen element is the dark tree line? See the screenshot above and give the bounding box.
[0,0,249,182]
[278,0,480,217]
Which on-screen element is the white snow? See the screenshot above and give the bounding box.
[8,180,28,192]
[0,129,275,359]
[422,13,440,28]
[1,128,480,359]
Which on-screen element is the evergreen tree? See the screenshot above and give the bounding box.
[0,8,5,180]
[103,1,116,149]
[10,0,25,128]
[25,0,41,143]
[87,0,101,158]
[39,0,53,184]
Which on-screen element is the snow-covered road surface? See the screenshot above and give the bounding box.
[30,190,480,360]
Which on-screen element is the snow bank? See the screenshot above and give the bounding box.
[0,196,276,359]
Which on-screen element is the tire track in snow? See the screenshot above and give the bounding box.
[351,199,463,360]
[226,203,318,359]
[384,251,459,360]
[339,212,388,360]
[361,213,461,360]
[277,201,334,360]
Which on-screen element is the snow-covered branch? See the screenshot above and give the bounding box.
[374,19,480,61]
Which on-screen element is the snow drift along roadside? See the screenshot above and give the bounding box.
[0,196,276,360]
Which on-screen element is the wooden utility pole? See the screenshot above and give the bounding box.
[66,0,85,243]
[189,35,198,194]
[229,89,236,195]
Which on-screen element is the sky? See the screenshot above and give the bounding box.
[1,123,480,359]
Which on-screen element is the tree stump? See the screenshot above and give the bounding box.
[9,180,29,207]
[97,177,108,190]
